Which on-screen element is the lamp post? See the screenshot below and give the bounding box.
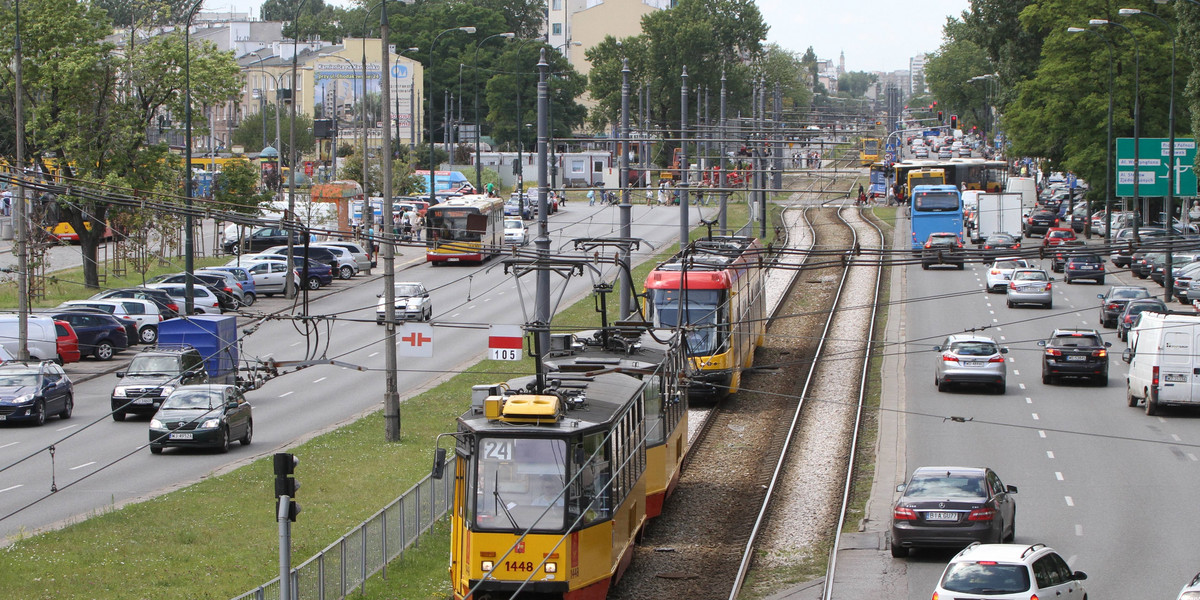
[472,33,515,192]
[428,27,476,204]
[1067,27,1115,243]
[1091,18,1140,244]
[182,0,205,315]
[1120,7,1178,300]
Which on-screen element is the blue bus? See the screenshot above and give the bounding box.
[910,184,963,251]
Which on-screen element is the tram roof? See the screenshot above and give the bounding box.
[458,372,646,435]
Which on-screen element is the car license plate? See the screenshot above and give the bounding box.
[0,415,6,421]
[964,360,983,366]
[168,433,193,440]
[133,398,153,405]
[1066,355,1086,362]
[925,512,958,521]
[1165,373,1188,383]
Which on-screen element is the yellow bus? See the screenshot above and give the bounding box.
[859,138,882,166]
[425,194,505,264]
[907,168,946,191]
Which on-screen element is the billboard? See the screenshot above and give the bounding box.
[312,58,415,138]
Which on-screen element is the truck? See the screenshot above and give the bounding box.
[972,192,1024,244]
[156,315,239,385]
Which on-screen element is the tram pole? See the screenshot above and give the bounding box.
[719,70,728,235]
[619,59,633,319]
[758,76,767,240]
[679,66,689,249]
[535,49,552,364]
[379,1,401,441]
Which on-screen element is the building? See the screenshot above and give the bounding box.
[909,54,928,96]
[548,0,673,87]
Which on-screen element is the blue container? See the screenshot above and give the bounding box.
[157,315,239,385]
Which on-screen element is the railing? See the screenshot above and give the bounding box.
[232,461,454,600]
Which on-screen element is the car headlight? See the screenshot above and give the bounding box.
[149,418,163,429]
[13,394,34,405]
[1180,593,1200,600]
[199,418,221,429]
[160,386,175,396]
[113,387,128,398]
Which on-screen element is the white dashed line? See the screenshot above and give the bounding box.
[1159,417,1168,423]
[1172,434,1182,442]
[996,327,1003,331]
[989,310,995,315]
[993,318,999,323]
[1001,336,1007,341]
[1039,430,1046,438]
[368,352,379,358]
[313,377,327,383]
[1188,453,1199,461]
[1065,496,1075,507]
[290,341,301,347]
[280,391,294,397]
[56,424,79,432]
[1047,450,1055,459]
[0,441,17,449]
[70,461,96,471]
[1075,524,1083,536]
[0,484,22,494]
[1075,312,1082,317]
[1026,397,1033,404]
[1031,411,1038,419]
[1055,472,1064,481]
[1013,369,1020,375]
[986,303,992,307]
[1019,383,1026,390]
[451,313,461,318]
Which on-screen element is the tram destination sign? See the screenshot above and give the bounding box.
[1115,137,1197,198]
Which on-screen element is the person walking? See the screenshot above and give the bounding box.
[587,188,596,206]
[658,181,669,206]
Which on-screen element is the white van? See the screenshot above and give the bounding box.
[1124,311,1200,415]
[1004,176,1038,216]
[0,314,60,362]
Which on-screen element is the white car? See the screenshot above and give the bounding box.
[310,244,360,279]
[985,257,1033,293]
[503,219,528,246]
[58,299,163,344]
[143,283,223,315]
[315,241,373,272]
[934,543,1086,600]
[1179,571,1200,599]
[376,282,432,324]
[237,260,297,297]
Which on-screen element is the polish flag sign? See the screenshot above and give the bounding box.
[488,325,524,361]
[397,323,434,358]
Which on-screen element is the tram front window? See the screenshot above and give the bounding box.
[474,437,568,532]
[650,289,725,355]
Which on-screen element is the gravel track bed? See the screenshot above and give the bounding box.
[744,204,884,596]
[609,207,854,600]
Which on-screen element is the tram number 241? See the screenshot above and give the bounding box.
[489,348,523,361]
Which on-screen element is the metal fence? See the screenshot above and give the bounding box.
[232,462,454,600]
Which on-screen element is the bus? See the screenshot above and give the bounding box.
[425,194,505,264]
[860,138,882,166]
[907,168,946,192]
[910,184,963,251]
[894,159,1007,194]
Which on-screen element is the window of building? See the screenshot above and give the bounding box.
[552,23,562,36]
[552,0,562,9]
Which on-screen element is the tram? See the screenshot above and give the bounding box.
[426,194,505,264]
[859,137,882,166]
[643,235,767,400]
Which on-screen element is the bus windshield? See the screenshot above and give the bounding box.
[913,192,960,212]
[473,437,568,532]
[909,175,944,188]
[427,210,485,242]
[863,139,880,153]
[650,289,726,355]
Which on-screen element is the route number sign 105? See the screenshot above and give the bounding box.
[490,348,523,361]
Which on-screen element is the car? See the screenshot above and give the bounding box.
[503,219,528,246]
[1041,227,1076,248]
[1110,227,1169,266]
[933,334,1008,393]
[54,320,81,364]
[1063,252,1105,284]
[59,298,163,345]
[222,225,304,255]
[1039,328,1110,385]
[143,283,225,315]
[1022,209,1060,237]
[147,272,240,310]
[112,345,210,421]
[58,306,137,343]
[979,233,1021,259]
[235,260,295,297]
[1006,269,1053,308]
[1150,252,1200,286]
[200,266,256,307]
[890,466,1017,557]
[376,282,432,324]
[229,255,332,290]
[1117,298,1168,341]
[504,199,533,219]
[937,147,953,159]
[933,543,1087,600]
[1048,240,1086,272]
[985,258,1033,293]
[91,287,180,320]
[148,384,252,454]
[311,244,360,279]
[0,361,74,425]
[313,241,373,272]
[1097,285,1151,327]
[1171,261,1200,302]
[1179,571,1200,600]
[921,232,965,270]
[261,244,349,278]
[912,145,929,158]
[1129,251,1161,279]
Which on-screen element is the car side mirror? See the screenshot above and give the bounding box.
[225,400,239,410]
[376,294,383,299]
[1122,348,1133,363]
[1001,347,1009,354]
[1037,340,1046,347]
[115,372,125,378]
[1006,485,1018,493]
[1073,571,1088,581]
[431,447,447,480]
[895,483,906,493]
[1104,342,1112,348]
[932,345,941,352]
[1097,294,1105,300]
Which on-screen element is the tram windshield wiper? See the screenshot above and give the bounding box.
[493,472,520,529]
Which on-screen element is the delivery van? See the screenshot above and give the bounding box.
[1124,311,1200,415]
[1004,176,1038,216]
[0,314,60,362]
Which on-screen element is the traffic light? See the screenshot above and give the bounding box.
[950,115,958,129]
[274,452,301,522]
[937,111,943,123]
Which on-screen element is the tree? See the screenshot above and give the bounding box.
[485,43,587,150]
[213,158,274,215]
[231,103,316,163]
[93,0,192,28]
[761,44,812,111]
[924,25,993,131]
[960,0,1042,110]
[474,0,545,39]
[837,71,878,98]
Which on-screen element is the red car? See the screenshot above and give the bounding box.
[1042,227,1077,247]
[54,320,81,364]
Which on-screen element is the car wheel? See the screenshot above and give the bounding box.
[32,400,46,426]
[264,293,275,298]
[937,379,950,392]
[1045,301,1053,309]
[306,276,321,290]
[1064,277,1072,284]
[150,445,163,454]
[424,307,432,321]
[113,410,126,422]
[1095,375,1108,387]
[217,427,231,453]
[59,394,73,419]
[1097,277,1105,285]
[1042,372,1053,385]
[1127,384,1139,407]
[1005,511,1016,542]
[240,420,253,446]
[95,340,115,361]
[1146,390,1160,416]
[338,265,355,280]
[242,293,255,307]
[995,383,1006,395]
[139,326,158,344]
[921,263,929,270]
[889,540,907,558]
[1007,300,1014,308]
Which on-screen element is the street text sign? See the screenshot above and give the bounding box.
[1115,137,1197,197]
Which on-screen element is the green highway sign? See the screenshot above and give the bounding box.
[1116,137,1197,197]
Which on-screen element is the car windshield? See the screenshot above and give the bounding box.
[1012,271,1047,281]
[913,192,959,212]
[904,473,986,499]
[929,235,957,244]
[1111,288,1149,299]
[993,260,1026,270]
[127,356,181,375]
[1068,255,1101,263]
[0,371,38,386]
[949,341,998,356]
[1128,303,1164,315]
[504,220,523,229]
[1048,335,1101,347]
[161,389,221,410]
[941,562,1031,594]
[394,284,424,297]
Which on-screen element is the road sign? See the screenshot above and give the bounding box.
[397,323,433,358]
[488,325,523,361]
[1115,137,1197,197]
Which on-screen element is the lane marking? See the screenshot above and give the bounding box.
[1019,383,1026,390]
[989,310,995,315]
[0,484,22,494]
[996,327,1003,331]
[1055,472,1064,481]
[70,461,96,471]
[0,441,18,449]
[1039,430,1046,438]
[1065,496,1075,507]
[1075,525,1083,536]
[313,377,327,383]
[993,318,999,323]
[1159,417,1168,424]
[1000,336,1007,341]
[1172,434,1182,442]
[1047,450,1055,459]
[1026,397,1033,404]
[280,391,294,397]
[1013,369,1020,375]
[451,313,461,318]
[369,352,379,358]
[56,424,79,432]
[1189,453,1198,462]
[1030,411,1037,419]
[290,341,302,347]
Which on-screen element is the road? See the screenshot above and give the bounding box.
[899,242,1200,597]
[0,201,715,542]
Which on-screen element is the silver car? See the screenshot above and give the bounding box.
[934,335,1008,394]
[376,282,432,324]
[1006,268,1053,308]
[985,257,1032,293]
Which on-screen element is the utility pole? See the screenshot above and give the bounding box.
[759,76,768,239]
[719,70,727,235]
[14,0,28,360]
[379,2,401,441]
[678,66,689,248]
[774,82,783,191]
[619,59,633,318]
[535,49,552,370]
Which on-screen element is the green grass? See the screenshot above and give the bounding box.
[872,206,898,229]
[0,200,780,599]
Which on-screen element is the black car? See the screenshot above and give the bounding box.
[1063,253,1105,284]
[49,311,130,360]
[222,226,304,255]
[1039,328,1111,385]
[1116,298,1168,341]
[111,345,209,421]
[92,287,180,320]
[1097,286,1150,328]
[979,233,1021,259]
[1049,240,1086,272]
[148,273,238,311]
[890,466,1017,557]
[0,361,74,425]
[921,232,965,269]
[1022,209,1060,237]
[261,245,339,271]
[1131,252,1164,279]
[148,384,252,454]
[1111,228,1169,267]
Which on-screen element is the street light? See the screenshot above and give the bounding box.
[1066,27,1115,243]
[1091,18,1140,244]
[285,0,311,301]
[428,26,476,204]
[182,0,205,315]
[1120,7,1178,300]
[474,32,515,191]
[249,50,285,154]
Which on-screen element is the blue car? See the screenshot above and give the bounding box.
[0,361,74,425]
[50,311,130,360]
[292,257,334,290]
[201,266,257,307]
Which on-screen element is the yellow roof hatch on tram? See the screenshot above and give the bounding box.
[499,394,561,423]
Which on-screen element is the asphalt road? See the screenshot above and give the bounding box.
[899,241,1200,597]
[0,201,714,541]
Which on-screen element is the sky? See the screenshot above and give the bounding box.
[209,0,969,73]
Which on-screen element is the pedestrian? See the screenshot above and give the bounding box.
[858,184,865,198]
[402,210,413,241]
[646,186,654,207]
[658,181,668,206]
[587,188,596,206]
[0,189,10,217]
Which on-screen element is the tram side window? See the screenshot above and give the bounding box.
[575,432,611,526]
[644,378,665,445]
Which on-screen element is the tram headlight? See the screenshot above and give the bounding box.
[481,560,494,573]
[544,562,557,574]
